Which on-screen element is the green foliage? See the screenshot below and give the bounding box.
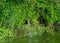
[0,27,14,42]
[0,0,60,43]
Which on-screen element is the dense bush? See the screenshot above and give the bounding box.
[0,0,60,43]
